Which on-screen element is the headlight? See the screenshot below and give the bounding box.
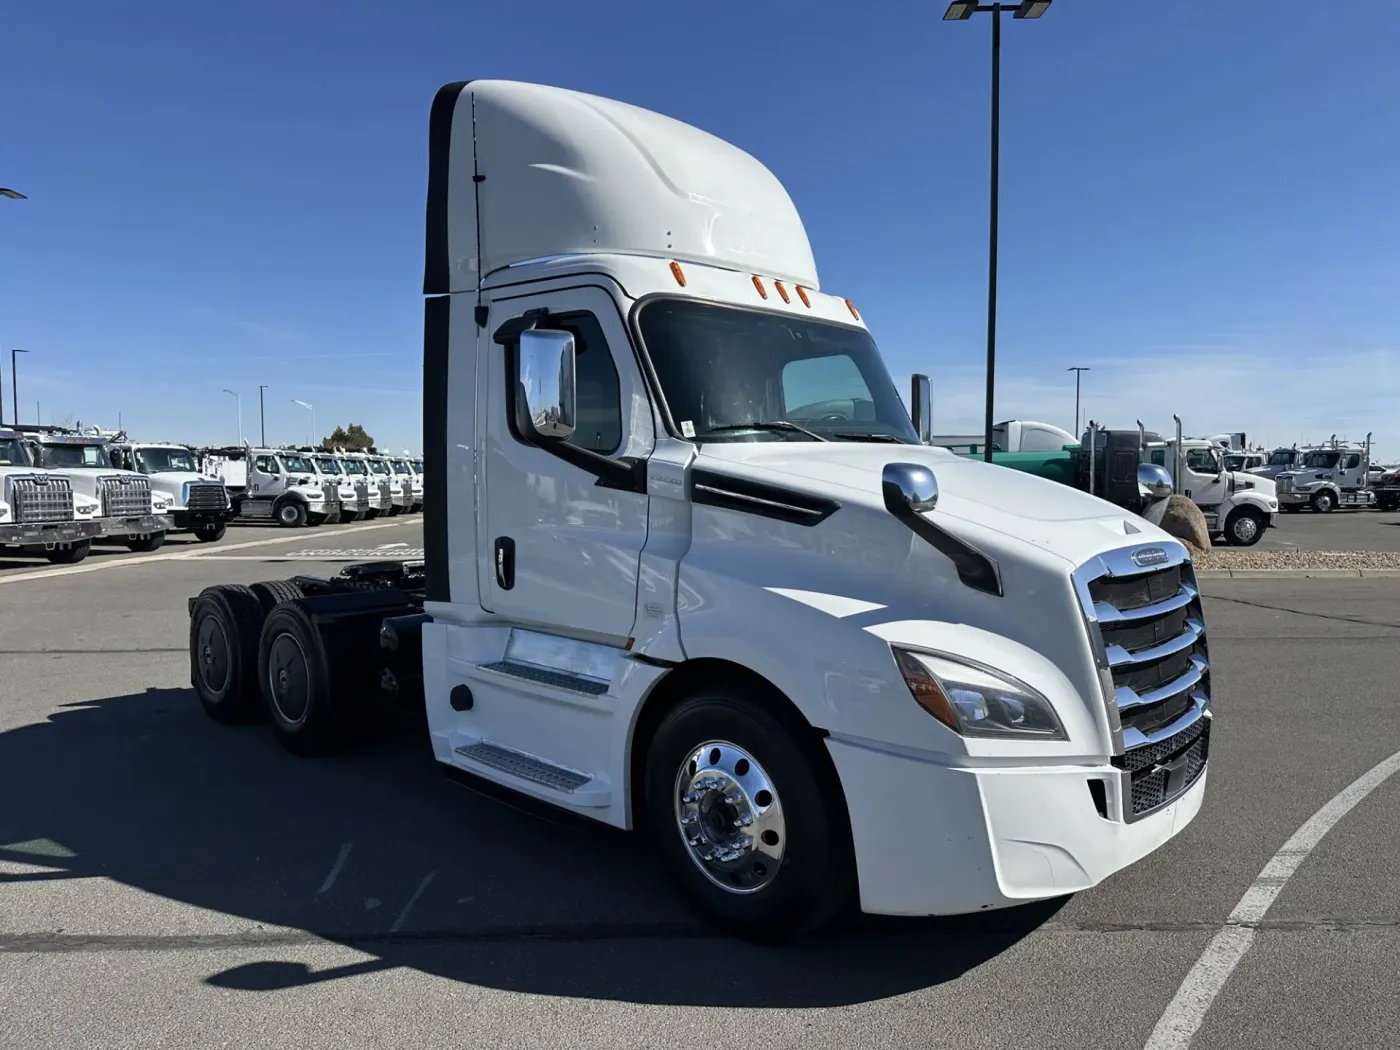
[893,647,1066,740]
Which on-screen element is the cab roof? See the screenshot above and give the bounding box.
[424,80,819,295]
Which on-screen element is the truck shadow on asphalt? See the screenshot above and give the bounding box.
[0,686,1063,1007]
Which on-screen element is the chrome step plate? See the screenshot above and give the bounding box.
[454,742,592,793]
[479,660,609,696]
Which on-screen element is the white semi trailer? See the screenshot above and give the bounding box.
[187,80,1210,940]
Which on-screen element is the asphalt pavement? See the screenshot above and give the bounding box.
[1,520,1398,1050]
[1256,506,1400,551]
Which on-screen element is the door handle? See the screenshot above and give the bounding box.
[494,536,515,590]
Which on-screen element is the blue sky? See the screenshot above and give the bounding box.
[3,0,1397,456]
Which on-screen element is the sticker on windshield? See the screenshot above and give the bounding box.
[681,420,696,438]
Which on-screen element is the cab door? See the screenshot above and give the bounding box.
[1183,447,1227,505]
[478,285,655,644]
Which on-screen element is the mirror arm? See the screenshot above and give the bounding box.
[492,307,552,346]
[547,440,647,493]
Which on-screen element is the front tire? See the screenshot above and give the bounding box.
[643,686,855,940]
[1311,490,1336,513]
[126,532,166,553]
[276,499,309,528]
[193,522,228,543]
[46,540,91,564]
[1224,507,1266,546]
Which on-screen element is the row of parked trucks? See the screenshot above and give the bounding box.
[0,426,425,563]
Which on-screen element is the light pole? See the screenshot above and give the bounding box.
[1067,365,1090,436]
[943,0,1052,461]
[222,389,243,445]
[11,348,29,426]
[1,191,25,426]
[258,384,268,446]
[292,399,316,448]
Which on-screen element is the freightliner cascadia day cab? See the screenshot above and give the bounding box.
[187,80,1212,938]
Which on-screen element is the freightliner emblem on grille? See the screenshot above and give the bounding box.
[1131,546,1169,568]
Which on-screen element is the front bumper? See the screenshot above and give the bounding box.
[171,509,234,528]
[97,513,174,538]
[826,737,1208,916]
[0,519,104,547]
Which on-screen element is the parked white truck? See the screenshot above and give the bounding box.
[187,80,1210,939]
[21,428,174,552]
[389,454,423,513]
[201,445,338,527]
[931,419,1077,456]
[0,427,103,562]
[107,440,234,543]
[1274,435,1374,513]
[1154,421,1279,545]
[337,451,391,518]
[304,449,367,521]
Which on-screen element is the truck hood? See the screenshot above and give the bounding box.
[697,442,1166,568]
[1235,472,1276,496]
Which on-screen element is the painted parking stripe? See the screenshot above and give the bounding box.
[1143,747,1400,1049]
[0,519,417,585]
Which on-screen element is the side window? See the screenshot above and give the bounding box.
[255,455,279,474]
[1344,454,1361,469]
[1186,449,1217,473]
[551,313,622,455]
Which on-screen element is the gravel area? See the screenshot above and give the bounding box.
[1193,547,1400,571]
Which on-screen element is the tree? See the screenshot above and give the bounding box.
[323,424,374,451]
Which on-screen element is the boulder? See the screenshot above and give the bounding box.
[1143,494,1212,551]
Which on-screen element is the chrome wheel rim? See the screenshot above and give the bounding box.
[1233,514,1259,543]
[674,741,785,894]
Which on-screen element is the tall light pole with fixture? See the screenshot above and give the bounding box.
[258,384,268,446]
[1067,365,1090,436]
[943,0,1051,461]
[292,399,316,449]
[11,348,29,426]
[222,389,243,445]
[0,190,26,425]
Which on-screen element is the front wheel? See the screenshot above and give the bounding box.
[1224,507,1266,546]
[643,687,855,940]
[1311,490,1336,513]
[276,500,309,528]
[193,522,228,543]
[46,540,91,564]
[126,532,166,553]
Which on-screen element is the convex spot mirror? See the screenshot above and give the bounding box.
[1137,463,1173,500]
[514,329,576,443]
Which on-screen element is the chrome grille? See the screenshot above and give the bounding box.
[186,484,228,512]
[10,476,75,523]
[1277,476,1293,493]
[322,483,339,504]
[355,482,369,510]
[1074,545,1211,822]
[99,475,152,517]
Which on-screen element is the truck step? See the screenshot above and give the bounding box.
[454,741,593,793]
[477,660,609,696]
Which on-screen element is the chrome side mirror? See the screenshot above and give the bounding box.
[514,329,576,443]
[882,462,938,513]
[909,374,932,445]
[1137,463,1173,500]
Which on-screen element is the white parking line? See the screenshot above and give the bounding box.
[0,520,416,586]
[389,871,437,933]
[1144,747,1400,1050]
[317,841,354,895]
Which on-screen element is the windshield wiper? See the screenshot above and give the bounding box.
[832,432,908,444]
[700,421,827,442]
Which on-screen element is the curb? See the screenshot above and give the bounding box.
[1197,568,1400,579]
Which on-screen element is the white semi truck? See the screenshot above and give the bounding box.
[305,449,368,521]
[338,451,391,518]
[1274,435,1374,513]
[187,80,1210,939]
[389,454,423,513]
[201,445,338,527]
[22,428,174,552]
[107,440,234,542]
[0,427,104,562]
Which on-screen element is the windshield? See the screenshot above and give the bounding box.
[38,443,107,468]
[280,454,313,473]
[638,299,918,444]
[1268,451,1295,465]
[391,459,410,474]
[314,456,343,475]
[367,459,389,474]
[1304,451,1340,469]
[134,447,197,473]
[342,458,368,475]
[0,438,33,467]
